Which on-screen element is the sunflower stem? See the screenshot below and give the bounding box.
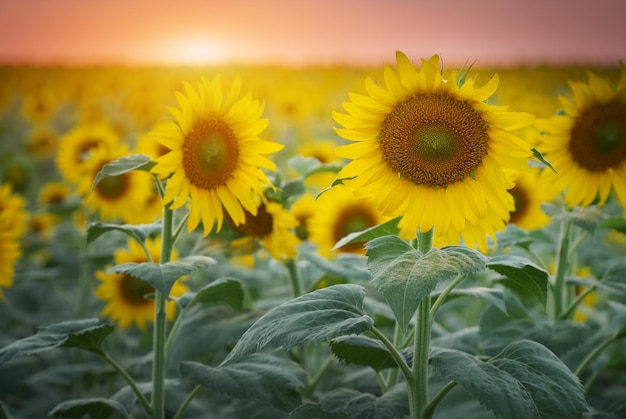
[152,204,175,419]
[286,258,303,298]
[411,228,434,419]
[553,220,572,320]
[174,385,202,419]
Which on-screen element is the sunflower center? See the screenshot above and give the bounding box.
[569,100,626,171]
[508,185,528,225]
[119,274,154,306]
[234,203,273,237]
[183,118,239,189]
[380,93,489,188]
[96,173,129,200]
[334,206,378,253]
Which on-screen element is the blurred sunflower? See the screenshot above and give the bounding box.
[38,181,72,208]
[77,144,152,223]
[537,65,626,208]
[507,169,554,231]
[94,237,189,331]
[21,87,58,123]
[28,213,60,241]
[25,125,58,160]
[308,184,388,256]
[291,193,317,240]
[0,184,28,298]
[298,139,342,190]
[334,52,533,250]
[150,76,284,236]
[228,197,300,261]
[56,122,120,184]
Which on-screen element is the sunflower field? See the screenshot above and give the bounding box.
[0,54,625,419]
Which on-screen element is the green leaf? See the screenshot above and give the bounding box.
[222,284,373,363]
[366,236,487,330]
[431,340,588,419]
[541,204,605,234]
[531,147,557,173]
[329,335,412,371]
[50,398,128,419]
[92,154,155,191]
[316,176,357,199]
[86,221,162,246]
[0,319,109,366]
[178,277,245,311]
[487,255,549,308]
[180,354,307,412]
[301,250,370,282]
[288,404,349,419]
[287,155,342,179]
[108,255,216,298]
[598,216,626,234]
[495,224,535,250]
[435,287,508,315]
[599,261,626,299]
[332,217,402,251]
[319,385,409,419]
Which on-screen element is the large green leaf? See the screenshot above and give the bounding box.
[487,255,549,308]
[49,398,128,419]
[366,236,487,330]
[302,250,370,282]
[0,319,112,366]
[222,284,373,363]
[598,216,626,235]
[319,385,409,419]
[431,340,588,419]
[177,277,245,311]
[180,354,307,412]
[332,217,402,251]
[329,335,413,371]
[91,154,155,191]
[86,221,162,247]
[541,204,605,234]
[108,255,216,298]
[288,404,349,419]
[433,287,508,315]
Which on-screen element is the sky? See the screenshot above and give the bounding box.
[0,0,625,67]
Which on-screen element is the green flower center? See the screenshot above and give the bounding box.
[569,100,626,171]
[183,118,239,189]
[119,274,154,306]
[380,93,489,188]
[96,173,129,200]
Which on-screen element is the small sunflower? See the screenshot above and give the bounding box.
[38,181,72,208]
[537,65,626,208]
[0,184,28,298]
[77,144,152,223]
[25,125,58,159]
[94,237,189,330]
[308,184,388,256]
[334,52,534,249]
[56,122,120,185]
[150,76,284,236]
[507,169,554,231]
[228,197,300,261]
[291,193,317,240]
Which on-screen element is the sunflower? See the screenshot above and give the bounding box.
[291,193,317,240]
[507,169,555,231]
[150,76,284,237]
[308,184,388,256]
[228,196,300,261]
[56,122,120,185]
[77,144,152,223]
[537,65,626,208]
[0,184,28,298]
[38,181,72,208]
[94,237,189,330]
[333,52,534,250]
[25,125,58,160]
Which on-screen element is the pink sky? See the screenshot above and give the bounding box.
[0,0,625,67]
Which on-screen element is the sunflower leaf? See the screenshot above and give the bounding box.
[531,147,557,174]
[91,154,155,191]
[319,385,409,419]
[599,216,626,235]
[222,284,373,364]
[49,398,128,419]
[366,236,488,331]
[316,176,358,199]
[487,255,549,308]
[430,340,588,419]
[333,216,402,251]
[329,335,413,371]
[288,404,349,419]
[177,277,245,311]
[180,354,307,412]
[86,221,162,247]
[0,319,111,366]
[108,255,216,298]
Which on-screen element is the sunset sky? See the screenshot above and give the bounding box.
[0,0,625,67]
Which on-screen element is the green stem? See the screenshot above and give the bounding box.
[305,355,335,395]
[285,258,302,298]
[173,385,201,419]
[575,329,626,377]
[97,350,153,417]
[152,205,175,419]
[370,326,413,380]
[430,275,464,319]
[384,323,405,390]
[423,380,457,419]
[412,228,434,419]
[552,220,572,320]
[560,285,597,321]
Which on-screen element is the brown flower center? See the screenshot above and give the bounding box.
[96,173,129,200]
[568,100,626,172]
[380,93,489,188]
[119,274,154,306]
[234,203,273,237]
[182,118,239,189]
[333,205,378,253]
[508,184,528,225]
